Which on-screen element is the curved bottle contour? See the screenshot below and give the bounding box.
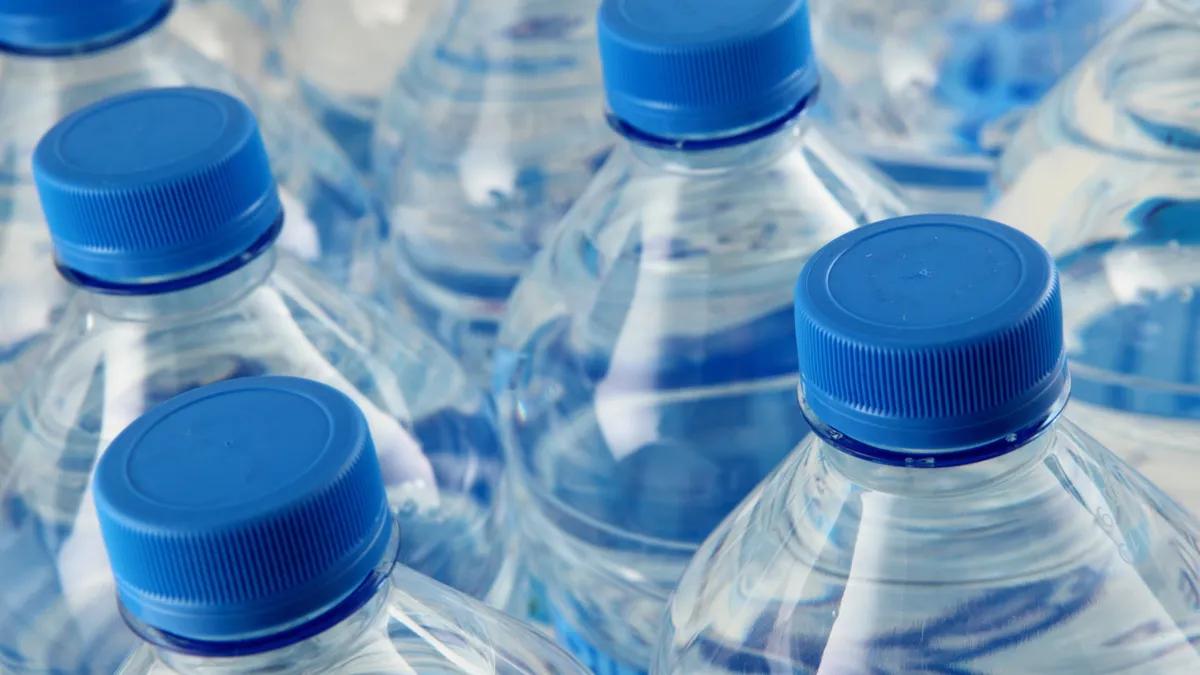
[372,0,616,383]
[279,0,442,170]
[990,0,1200,243]
[656,213,1200,674]
[1018,166,1200,515]
[94,375,395,644]
[656,418,1200,674]
[811,0,1139,214]
[0,251,507,674]
[0,12,382,416]
[989,0,1200,516]
[494,111,906,669]
[117,565,590,674]
[167,0,291,101]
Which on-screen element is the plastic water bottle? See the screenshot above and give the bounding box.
[0,87,504,675]
[372,0,615,383]
[0,0,381,418]
[989,0,1200,515]
[989,0,1200,241]
[169,0,290,100]
[810,0,1138,215]
[87,375,588,675]
[655,214,1200,674]
[278,0,442,171]
[493,0,907,670]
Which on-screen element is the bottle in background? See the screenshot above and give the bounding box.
[990,0,1200,514]
[494,0,907,671]
[278,0,442,172]
[813,0,1138,214]
[373,0,615,384]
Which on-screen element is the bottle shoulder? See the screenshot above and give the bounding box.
[497,129,906,357]
[119,566,589,675]
[659,420,1200,673]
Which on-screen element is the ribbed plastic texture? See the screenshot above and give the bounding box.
[794,214,1068,451]
[0,0,168,52]
[597,0,818,138]
[93,376,392,642]
[33,86,282,284]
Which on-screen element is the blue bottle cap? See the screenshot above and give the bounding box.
[0,0,169,53]
[33,86,282,285]
[794,214,1067,451]
[597,0,818,139]
[93,376,393,642]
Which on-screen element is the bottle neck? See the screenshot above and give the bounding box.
[81,246,277,321]
[135,520,400,673]
[153,587,392,675]
[823,425,1059,499]
[628,118,806,176]
[801,386,1071,495]
[625,111,810,174]
[0,17,173,162]
[410,0,602,87]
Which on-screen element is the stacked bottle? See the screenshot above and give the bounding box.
[372,0,615,382]
[811,0,1138,214]
[495,0,906,671]
[0,86,504,674]
[0,0,381,418]
[278,0,441,170]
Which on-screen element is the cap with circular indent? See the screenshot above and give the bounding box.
[0,0,169,53]
[794,214,1067,451]
[93,375,392,642]
[598,0,817,139]
[34,86,282,284]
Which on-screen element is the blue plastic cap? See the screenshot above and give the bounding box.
[794,214,1067,451]
[93,376,392,642]
[33,86,282,284]
[0,0,169,53]
[597,0,818,139]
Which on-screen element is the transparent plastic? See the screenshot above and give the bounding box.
[168,0,291,100]
[373,0,615,383]
[278,0,441,171]
[989,0,1200,515]
[0,9,381,417]
[0,244,506,673]
[493,115,906,673]
[116,536,587,675]
[811,0,1138,214]
[990,0,1200,239]
[657,395,1200,674]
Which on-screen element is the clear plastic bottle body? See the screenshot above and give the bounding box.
[0,14,381,418]
[0,246,505,674]
[990,0,1200,239]
[989,0,1200,515]
[811,0,1139,214]
[656,402,1200,674]
[117,550,587,675]
[278,0,442,171]
[168,0,291,100]
[493,115,907,672]
[373,0,615,383]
